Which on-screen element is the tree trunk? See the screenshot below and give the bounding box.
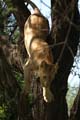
[0,45,20,99]
[45,0,79,120]
[11,0,31,62]
[11,0,30,39]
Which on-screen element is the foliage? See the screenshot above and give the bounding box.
[14,71,24,89]
[0,99,18,120]
[0,71,23,120]
[0,0,20,41]
[0,106,6,120]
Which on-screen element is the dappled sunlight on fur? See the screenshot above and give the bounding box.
[23,8,55,102]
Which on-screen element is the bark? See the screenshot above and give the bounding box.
[0,45,20,98]
[0,35,23,73]
[11,0,31,62]
[0,35,22,119]
[11,0,30,39]
[0,46,21,120]
[45,0,80,120]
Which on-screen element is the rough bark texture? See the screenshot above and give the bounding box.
[0,35,23,73]
[45,0,80,120]
[11,0,30,38]
[0,38,21,119]
[11,0,31,62]
[0,45,20,98]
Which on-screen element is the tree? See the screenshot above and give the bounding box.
[0,0,80,120]
[47,0,80,120]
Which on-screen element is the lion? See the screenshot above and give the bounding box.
[24,38,55,102]
[24,7,49,57]
[23,5,55,102]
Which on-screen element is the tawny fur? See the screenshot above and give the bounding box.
[24,8,54,102]
[24,8,49,57]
